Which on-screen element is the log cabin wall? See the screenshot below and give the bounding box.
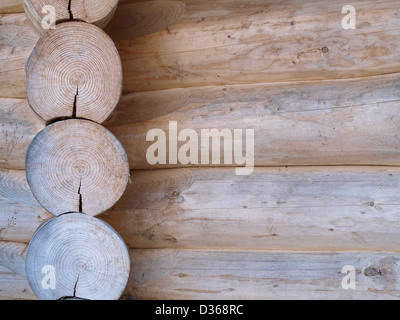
[1,0,400,299]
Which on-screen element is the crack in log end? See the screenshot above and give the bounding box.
[73,275,79,297]
[78,178,83,213]
[72,87,79,119]
[68,0,74,20]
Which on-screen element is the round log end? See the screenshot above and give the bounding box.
[25,119,130,216]
[25,212,130,300]
[25,21,122,124]
[23,0,119,35]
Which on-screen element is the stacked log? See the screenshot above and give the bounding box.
[22,0,119,35]
[25,21,122,124]
[1,0,400,300]
[25,213,130,300]
[1,1,131,300]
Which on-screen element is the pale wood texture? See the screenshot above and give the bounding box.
[4,166,400,252]
[0,0,24,14]
[2,0,400,98]
[0,169,52,243]
[0,14,38,99]
[3,74,400,170]
[104,1,185,41]
[0,1,187,99]
[25,119,130,216]
[101,166,400,251]
[107,74,400,168]
[2,0,400,301]
[2,243,400,300]
[118,0,400,92]
[25,21,122,124]
[0,241,27,276]
[0,99,44,169]
[0,265,36,300]
[25,213,130,300]
[124,249,400,300]
[22,0,119,35]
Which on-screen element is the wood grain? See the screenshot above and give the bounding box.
[104,1,186,41]
[3,74,400,170]
[0,241,27,276]
[25,119,130,216]
[2,0,400,98]
[0,169,52,243]
[25,213,130,300]
[101,166,400,251]
[22,0,119,35]
[118,0,400,92]
[106,74,400,169]
[3,166,400,252]
[25,21,122,124]
[0,99,44,169]
[123,249,400,300]
[0,265,36,300]
[0,14,38,99]
[2,243,400,300]
[0,0,24,14]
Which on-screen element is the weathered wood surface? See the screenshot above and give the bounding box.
[117,0,400,92]
[25,21,123,124]
[0,0,185,98]
[0,265,36,300]
[106,74,400,169]
[0,169,52,243]
[104,0,186,42]
[22,0,119,35]
[0,99,44,170]
[0,14,38,99]
[2,0,400,98]
[3,74,400,170]
[1,0,400,301]
[0,0,23,14]
[0,241,27,276]
[101,166,400,251]
[25,120,130,216]
[3,166,400,252]
[0,241,35,299]
[2,243,400,300]
[25,213,130,300]
[124,249,400,300]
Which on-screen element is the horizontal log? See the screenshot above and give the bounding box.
[0,169,53,243]
[104,0,186,42]
[22,0,119,35]
[0,99,44,170]
[124,249,400,300]
[2,0,400,98]
[0,14,38,99]
[1,241,400,300]
[0,0,186,98]
[107,74,400,169]
[0,265,36,300]
[0,241,27,276]
[101,166,400,251]
[3,166,400,252]
[0,0,24,14]
[118,0,400,92]
[3,74,400,170]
